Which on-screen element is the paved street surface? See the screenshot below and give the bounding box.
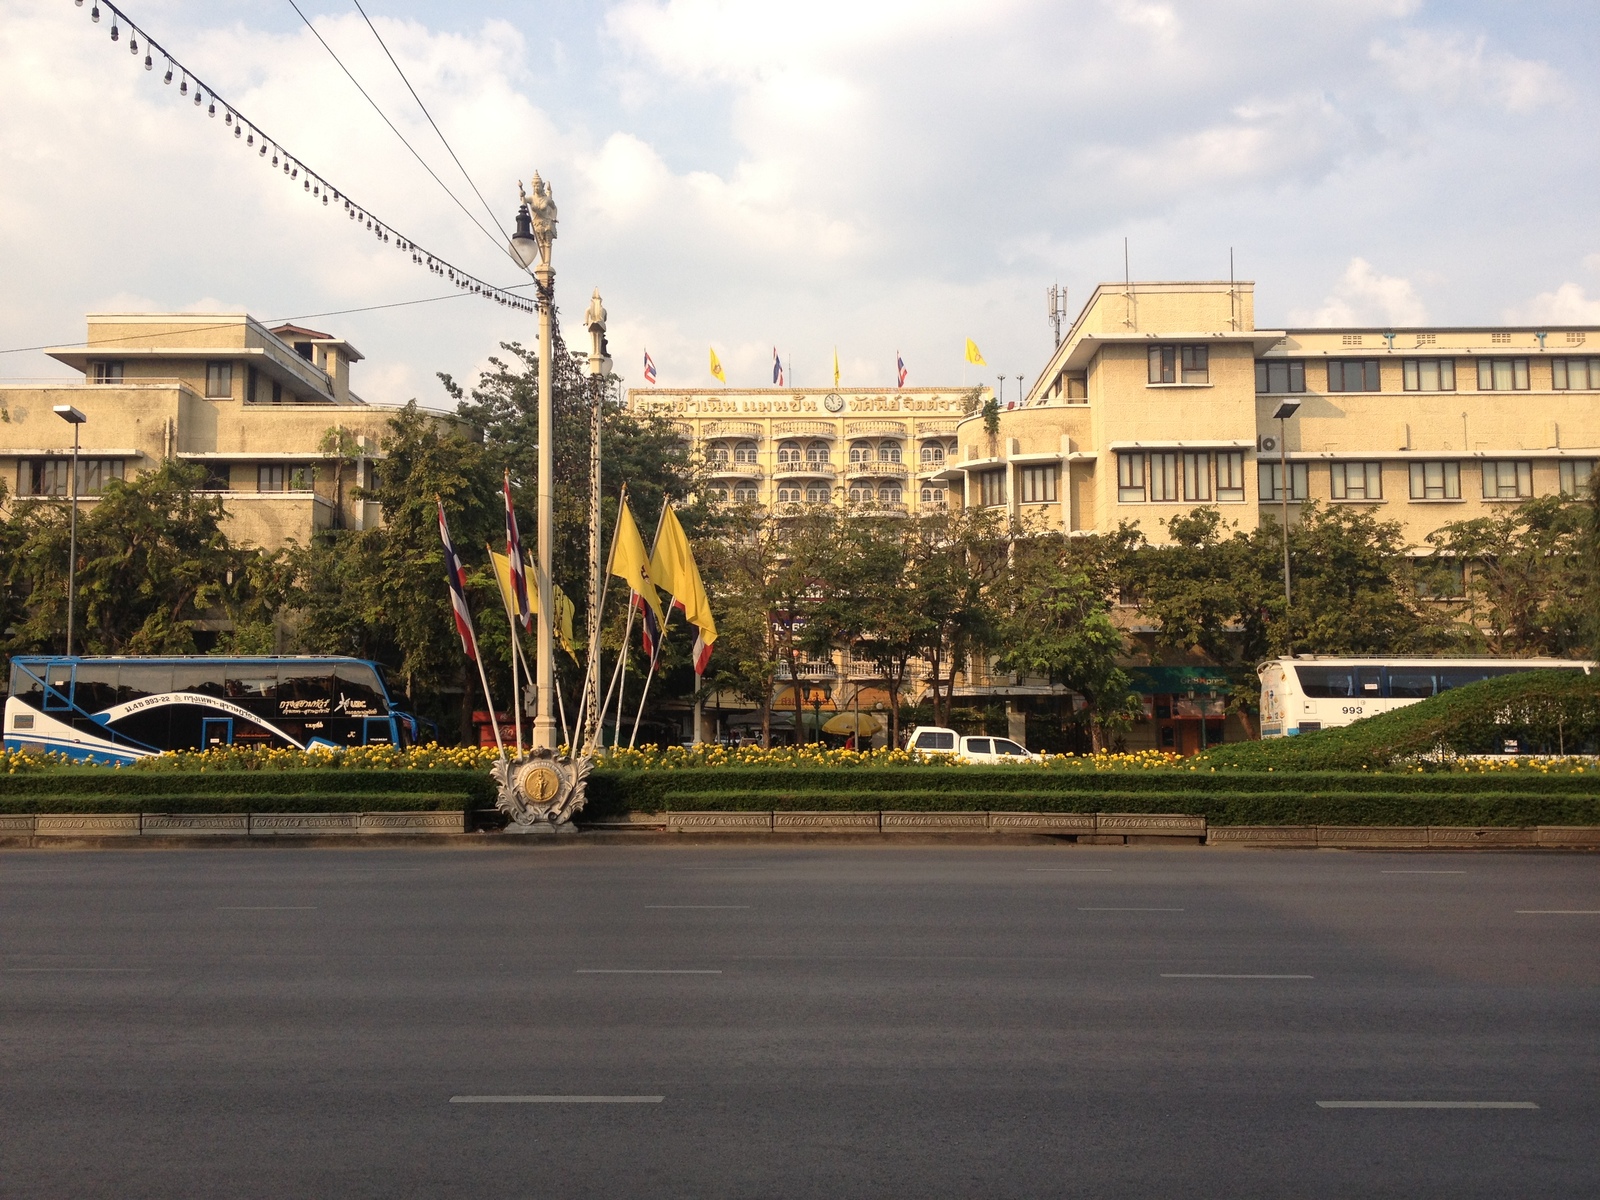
[1,845,1596,1198]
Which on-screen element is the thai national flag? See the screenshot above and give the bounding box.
[643,349,657,384]
[772,348,784,386]
[634,591,661,659]
[692,629,713,674]
[437,499,478,661]
[896,352,907,388]
[503,472,530,629]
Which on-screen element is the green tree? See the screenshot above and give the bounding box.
[910,507,1008,727]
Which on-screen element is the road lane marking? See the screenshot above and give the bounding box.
[1382,870,1466,874]
[450,1095,664,1104]
[1026,869,1114,873]
[3,967,151,973]
[684,867,766,871]
[217,906,318,911]
[1317,1101,1537,1110]
[575,969,722,975]
[1162,973,1313,979]
[1078,907,1184,911]
[1515,910,1600,914]
[644,905,750,909]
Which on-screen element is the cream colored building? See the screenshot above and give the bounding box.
[939,280,1598,544]
[626,386,992,516]
[0,313,411,546]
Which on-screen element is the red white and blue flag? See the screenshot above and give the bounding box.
[503,472,530,629]
[643,349,657,384]
[896,352,907,388]
[692,629,713,674]
[437,498,479,661]
[633,591,662,659]
[772,348,784,387]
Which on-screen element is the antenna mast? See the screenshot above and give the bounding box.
[1047,283,1068,348]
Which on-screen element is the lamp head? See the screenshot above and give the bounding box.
[53,405,87,425]
[509,203,539,270]
[1271,399,1301,421]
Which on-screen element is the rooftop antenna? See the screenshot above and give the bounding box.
[1048,283,1068,348]
[1229,247,1238,331]
[1123,237,1135,329]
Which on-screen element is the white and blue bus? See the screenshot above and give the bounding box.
[4,656,424,764]
[1258,656,1595,738]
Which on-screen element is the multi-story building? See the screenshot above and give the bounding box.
[0,313,408,546]
[626,385,991,517]
[937,279,1598,543]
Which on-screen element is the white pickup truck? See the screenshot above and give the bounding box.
[904,726,1042,764]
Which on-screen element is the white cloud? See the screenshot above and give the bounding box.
[1294,259,1428,327]
[1368,30,1566,114]
[1504,283,1600,325]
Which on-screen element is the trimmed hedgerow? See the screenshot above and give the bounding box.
[0,769,494,805]
[1199,670,1600,771]
[0,792,467,815]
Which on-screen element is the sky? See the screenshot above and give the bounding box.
[3,0,1598,409]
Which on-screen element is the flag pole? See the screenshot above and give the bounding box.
[624,503,672,748]
[599,599,636,751]
[574,484,628,753]
[487,541,525,757]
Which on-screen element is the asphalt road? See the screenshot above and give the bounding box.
[1,844,1596,1199]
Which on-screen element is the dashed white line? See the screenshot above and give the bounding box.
[217,906,317,911]
[1515,910,1600,914]
[1079,907,1184,912]
[644,905,750,909]
[575,969,722,975]
[1382,870,1466,875]
[450,1095,664,1104]
[1317,1101,1537,1110]
[1162,973,1313,979]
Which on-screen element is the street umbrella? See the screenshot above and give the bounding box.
[822,712,883,737]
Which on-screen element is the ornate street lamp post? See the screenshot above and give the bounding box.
[53,405,86,656]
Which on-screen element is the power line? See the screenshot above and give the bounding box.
[0,279,539,358]
[283,0,511,262]
[349,0,510,246]
[72,3,537,316]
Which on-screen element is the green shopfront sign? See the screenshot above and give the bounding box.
[1126,667,1233,695]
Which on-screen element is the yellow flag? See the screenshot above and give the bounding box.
[492,547,580,661]
[965,338,987,366]
[611,501,666,625]
[832,346,840,388]
[709,347,726,384]
[649,505,716,647]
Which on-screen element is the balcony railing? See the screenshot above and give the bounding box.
[845,461,908,478]
[845,420,907,437]
[707,461,763,478]
[846,501,909,518]
[773,463,836,479]
[776,659,837,680]
[703,420,764,439]
[773,421,838,439]
[915,420,960,437]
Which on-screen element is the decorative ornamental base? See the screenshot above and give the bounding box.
[492,748,593,831]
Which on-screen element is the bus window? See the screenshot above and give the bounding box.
[1437,666,1516,691]
[172,665,228,699]
[1294,666,1354,697]
[71,664,120,713]
[1386,669,1436,699]
[224,669,277,701]
[278,667,335,717]
[334,664,387,716]
[364,717,393,745]
[10,663,43,709]
[116,664,173,704]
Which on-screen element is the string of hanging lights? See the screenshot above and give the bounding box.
[75,0,538,315]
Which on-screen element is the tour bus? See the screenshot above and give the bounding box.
[1258,656,1595,738]
[3,656,424,764]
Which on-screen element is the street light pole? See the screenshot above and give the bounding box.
[53,405,86,656]
[1271,399,1301,640]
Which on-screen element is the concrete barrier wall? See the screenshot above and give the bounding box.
[2,812,466,837]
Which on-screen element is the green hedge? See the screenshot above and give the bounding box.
[0,768,494,804]
[1200,670,1600,771]
[0,792,466,815]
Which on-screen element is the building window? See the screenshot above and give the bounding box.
[1255,360,1305,394]
[1415,558,1466,599]
[1259,461,1308,501]
[708,443,730,465]
[1551,358,1600,390]
[258,465,287,492]
[978,469,1006,507]
[1019,465,1057,503]
[1327,360,1380,392]
[1116,454,1145,503]
[289,464,314,490]
[1475,358,1529,391]
[1065,373,1087,401]
[880,485,902,503]
[89,361,124,384]
[849,441,872,464]
[20,458,124,497]
[1149,452,1178,502]
[878,443,901,463]
[1182,452,1211,501]
[805,485,830,504]
[1342,334,1364,346]
[848,485,872,503]
[205,361,233,398]
[706,487,728,502]
[1409,460,1461,500]
[1490,332,1511,345]
[1416,333,1436,346]
[804,442,828,465]
[732,484,759,502]
[1402,359,1456,391]
[1330,461,1383,500]
[776,486,802,503]
[1148,344,1208,385]
[777,440,802,466]
[734,441,758,464]
[920,444,944,466]
[1216,452,1245,502]
[920,485,947,508]
[1559,460,1595,496]
[1481,459,1532,499]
